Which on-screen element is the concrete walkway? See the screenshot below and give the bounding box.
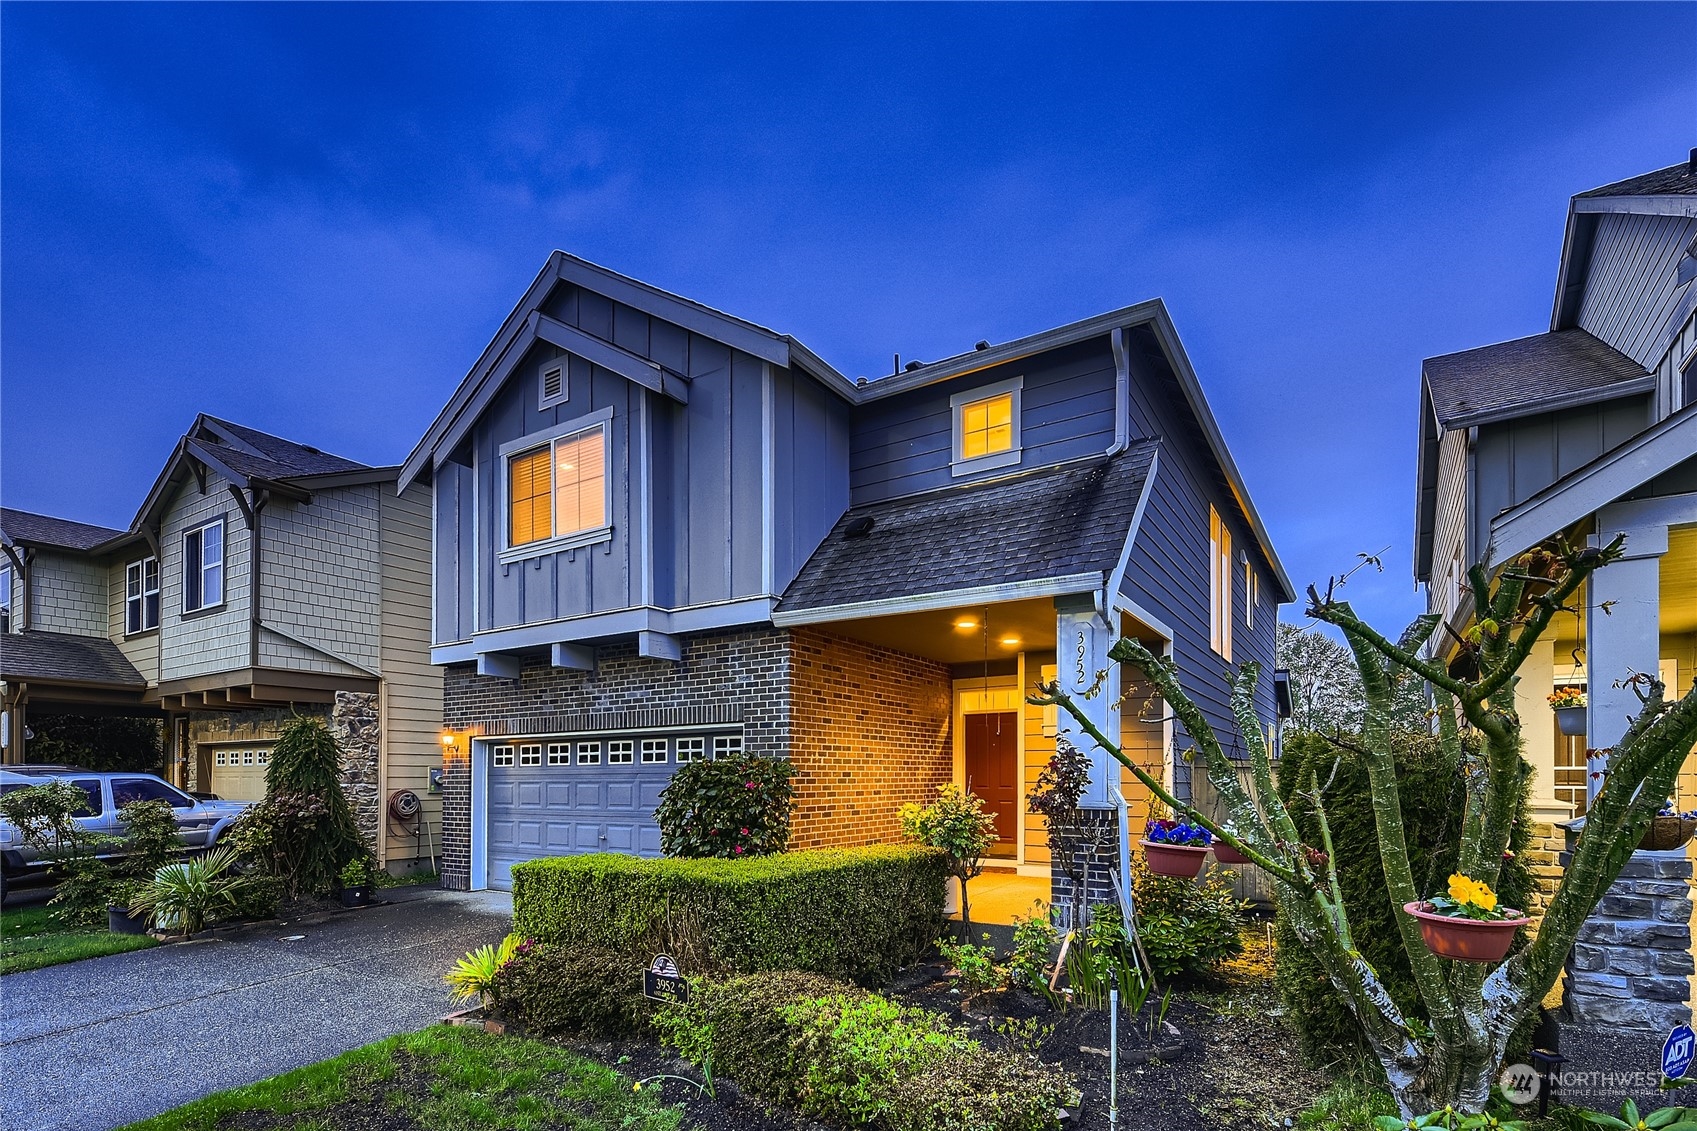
[0,888,511,1131]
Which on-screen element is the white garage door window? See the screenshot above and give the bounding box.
[211,747,271,802]
[484,730,740,891]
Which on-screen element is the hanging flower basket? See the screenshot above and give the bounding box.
[1404,901,1529,963]
[1549,688,1587,736]
[1212,841,1251,865]
[1141,840,1210,878]
[1639,815,1697,852]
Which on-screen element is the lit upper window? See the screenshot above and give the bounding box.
[949,376,1023,476]
[1209,506,1233,660]
[507,422,608,549]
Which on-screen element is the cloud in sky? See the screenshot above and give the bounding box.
[3,2,1691,631]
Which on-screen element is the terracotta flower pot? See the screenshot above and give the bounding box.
[1554,706,1587,737]
[1141,839,1210,879]
[1639,816,1697,852]
[1212,841,1251,865]
[1404,901,1530,963]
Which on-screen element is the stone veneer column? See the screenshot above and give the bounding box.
[330,691,382,851]
[1562,830,1695,1032]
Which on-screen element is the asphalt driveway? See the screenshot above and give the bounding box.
[0,887,512,1131]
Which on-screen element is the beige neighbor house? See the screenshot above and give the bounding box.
[1414,152,1697,1030]
[0,415,442,873]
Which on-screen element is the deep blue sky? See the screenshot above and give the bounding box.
[3,3,1691,632]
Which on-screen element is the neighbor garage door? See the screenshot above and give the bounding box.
[485,732,742,890]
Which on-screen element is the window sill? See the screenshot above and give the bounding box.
[951,449,1021,478]
[499,526,614,565]
[123,628,160,640]
[181,602,227,621]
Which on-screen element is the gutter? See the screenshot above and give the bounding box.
[1106,327,1130,457]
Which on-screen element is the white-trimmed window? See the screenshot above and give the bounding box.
[503,412,611,554]
[183,519,225,613]
[547,743,571,766]
[713,735,743,760]
[950,376,1022,476]
[126,557,160,634]
[518,744,542,767]
[492,744,515,767]
[676,737,705,763]
[641,739,668,764]
[1244,557,1258,632]
[0,564,11,633]
[576,742,602,766]
[607,740,633,765]
[1209,507,1232,660]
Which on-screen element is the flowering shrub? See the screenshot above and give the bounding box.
[1424,874,1509,921]
[1547,687,1586,709]
[899,784,998,929]
[1143,817,1213,847]
[654,755,796,858]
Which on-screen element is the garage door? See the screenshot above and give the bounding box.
[210,747,271,802]
[485,732,741,890]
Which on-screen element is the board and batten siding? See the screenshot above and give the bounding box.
[379,481,443,867]
[1116,327,1278,780]
[24,550,107,638]
[848,339,1118,506]
[257,484,381,676]
[1430,426,1471,623]
[159,470,250,683]
[1471,395,1654,564]
[771,365,851,595]
[1577,213,1697,370]
[106,556,160,685]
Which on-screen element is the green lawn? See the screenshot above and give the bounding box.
[1,904,157,975]
[117,1025,683,1131]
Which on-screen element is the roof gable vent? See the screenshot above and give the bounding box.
[539,361,567,409]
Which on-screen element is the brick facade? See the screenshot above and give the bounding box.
[436,625,957,886]
[787,628,953,850]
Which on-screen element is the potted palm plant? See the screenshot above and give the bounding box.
[129,845,254,937]
[1140,817,1212,878]
[1403,874,1530,963]
[1548,687,1587,737]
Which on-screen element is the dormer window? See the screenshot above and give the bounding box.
[950,375,1023,476]
[500,408,613,558]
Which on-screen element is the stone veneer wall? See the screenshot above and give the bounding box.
[786,629,953,850]
[438,628,792,889]
[1562,838,1695,1032]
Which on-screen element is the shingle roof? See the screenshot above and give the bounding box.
[1423,329,1652,430]
[0,509,125,552]
[1577,161,1697,199]
[200,417,368,477]
[0,631,148,689]
[777,442,1158,613]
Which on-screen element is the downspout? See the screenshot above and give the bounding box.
[1106,327,1130,457]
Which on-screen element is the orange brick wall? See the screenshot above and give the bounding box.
[787,628,954,849]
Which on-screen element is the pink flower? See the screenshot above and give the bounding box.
[734,845,745,854]
[746,781,757,789]
[740,827,749,835]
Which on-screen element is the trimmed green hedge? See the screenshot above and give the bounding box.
[510,845,948,982]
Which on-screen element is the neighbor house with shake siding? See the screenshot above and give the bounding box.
[403,252,1291,897]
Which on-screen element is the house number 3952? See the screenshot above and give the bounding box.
[1074,628,1088,686]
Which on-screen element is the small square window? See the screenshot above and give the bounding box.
[243,750,255,765]
[576,742,602,766]
[547,743,571,766]
[676,738,705,763]
[215,751,227,766]
[518,744,542,767]
[492,745,515,767]
[641,739,668,764]
[713,735,743,760]
[607,741,633,765]
[950,377,1023,476]
[258,750,269,765]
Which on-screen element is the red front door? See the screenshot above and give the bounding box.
[965,712,1019,855]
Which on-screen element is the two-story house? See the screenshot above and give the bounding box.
[1415,152,1697,832]
[0,416,441,873]
[403,252,1291,894]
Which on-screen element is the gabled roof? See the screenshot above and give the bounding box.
[0,630,148,689]
[197,416,368,477]
[1576,160,1697,200]
[0,509,126,553]
[775,443,1158,618]
[1554,153,1697,331]
[1423,329,1651,430]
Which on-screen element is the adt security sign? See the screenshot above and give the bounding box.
[1662,1023,1695,1082]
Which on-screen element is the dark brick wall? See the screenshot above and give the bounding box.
[1048,810,1124,932]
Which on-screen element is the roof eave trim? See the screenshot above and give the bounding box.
[856,301,1166,401]
[1436,375,1656,431]
[772,572,1106,627]
[1573,195,1697,218]
[1487,405,1697,565]
[1144,306,1296,602]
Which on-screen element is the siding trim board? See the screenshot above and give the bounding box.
[772,572,1104,627]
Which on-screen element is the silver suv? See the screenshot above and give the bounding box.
[0,766,250,901]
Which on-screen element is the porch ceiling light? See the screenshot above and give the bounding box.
[999,635,1022,648]
[953,618,979,631]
